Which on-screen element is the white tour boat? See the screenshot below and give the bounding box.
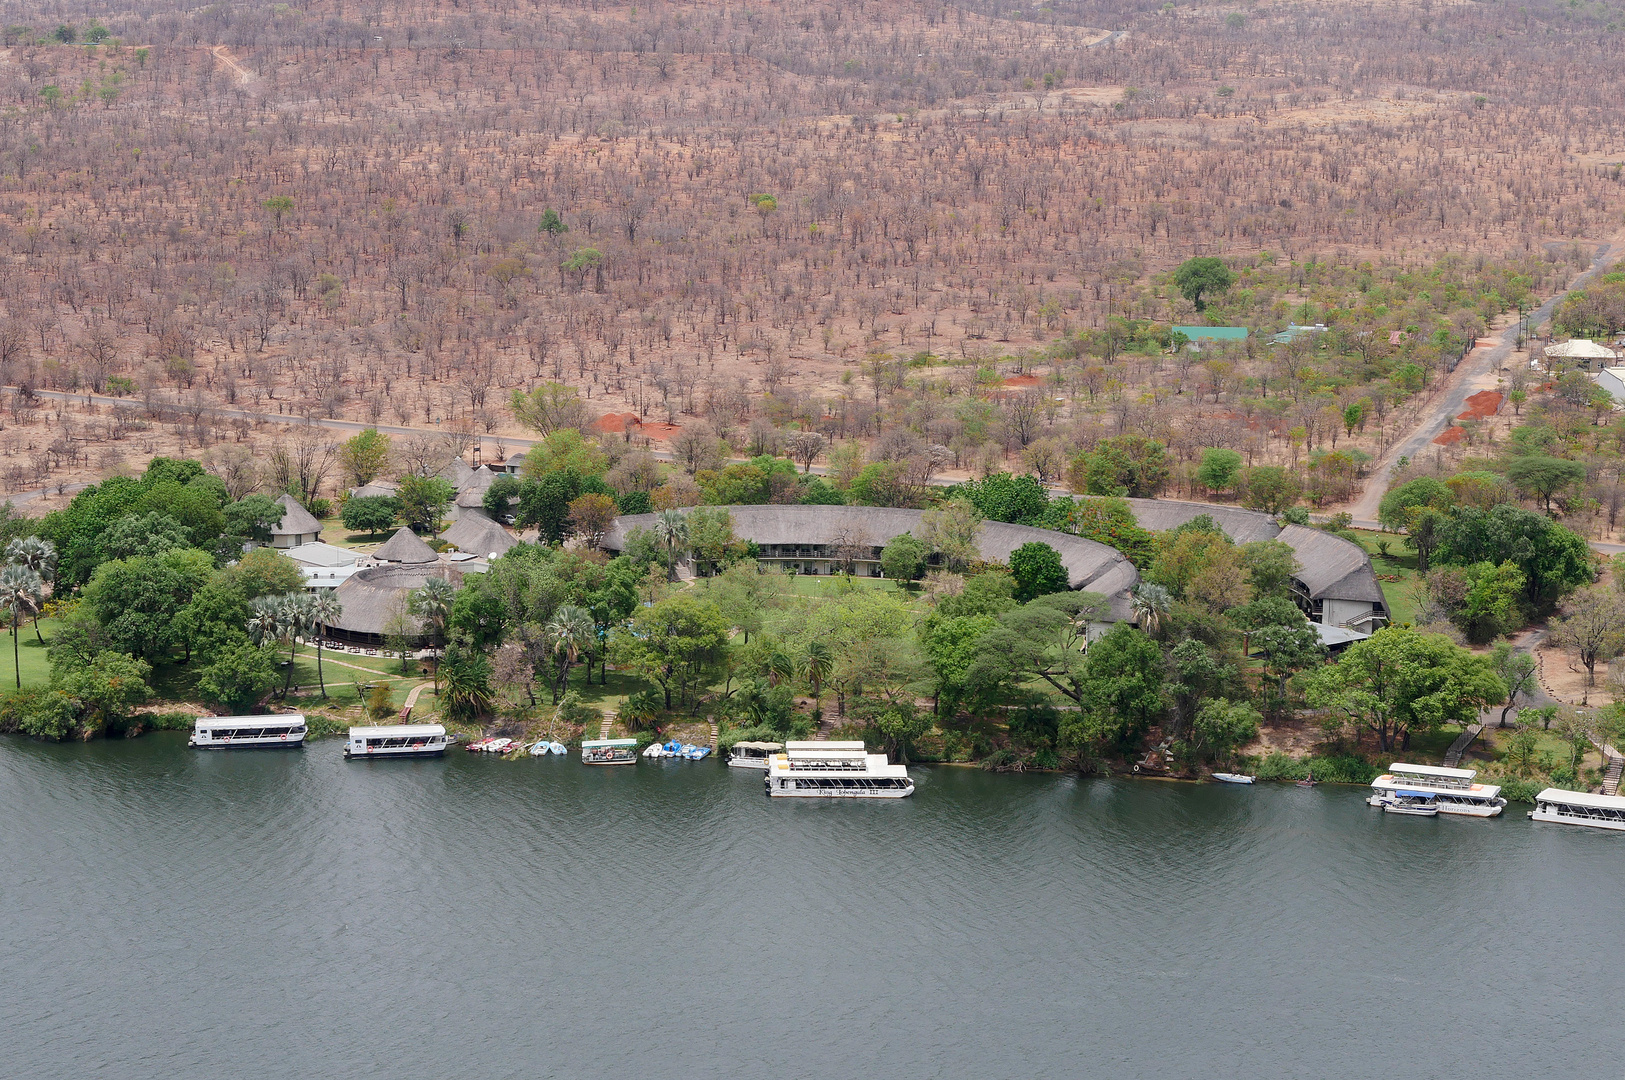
[344,723,448,759]
[582,738,639,765]
[189,714,306,749]
[1368,763,1506,818]
[1529,788,1625,832]
[765,741,914,799]
[726,740,783,770]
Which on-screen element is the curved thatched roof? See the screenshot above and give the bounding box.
[440,514,519,557]
[605,505,1140,619]
[328,564,459,637]
[1122,498,1282,544]
[373,526,438,564]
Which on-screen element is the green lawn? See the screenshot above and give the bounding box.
[0,618,57,691]
[781,575,912,598]
[1346,528,1420,626]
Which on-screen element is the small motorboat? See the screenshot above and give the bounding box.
[465,738,494,753]
[545,741,567,755]
[1296,771,1317,788]
[682,745,711,760]
[642,741,667,758]
[1371,791,1439,816]
[1211,772,1254,785]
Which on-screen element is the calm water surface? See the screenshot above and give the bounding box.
[2,735,1617,1079]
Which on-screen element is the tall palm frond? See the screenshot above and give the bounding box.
[0,565,42,689]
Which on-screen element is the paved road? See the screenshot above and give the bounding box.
[1346,241,1619,529]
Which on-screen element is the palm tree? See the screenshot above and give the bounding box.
[309,592,343,699]
[277,592,315,695]
[5,538,56,642]
[246,596,283,647]
[0,565,42,689]
[545,603,596,702]
[1129,582,1171,635]
[765,646,796,688]
[803,640,833,699]
[653,509,690,581]
[410,577,457,690]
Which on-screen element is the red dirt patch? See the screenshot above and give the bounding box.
[1457,391,1502,422]
[641,422,682,441]
[590,411,642,434]
[1432,425,1465,446]
[1002,374,1041,387]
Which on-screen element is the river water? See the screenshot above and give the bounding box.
[2,735,1617,1079]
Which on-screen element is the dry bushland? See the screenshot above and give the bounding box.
[0,0,1621,499]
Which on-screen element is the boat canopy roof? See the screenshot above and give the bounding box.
[349,723,446,738]
[1535,787,1625,810]
[785,740,865,751]
[1372,776,1500,797]
[1388,762,1476,780]
[1395,790,1438,798]
[198,713,304,729]
[582,738,638,748]
[732,741,783,751]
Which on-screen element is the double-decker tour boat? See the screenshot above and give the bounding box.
[343,724,449,759]
[765,741,914,799]
[189,714,307,749]
[1529,788,1625,831]
[582,738,639,765]
[1368,763,1506,817]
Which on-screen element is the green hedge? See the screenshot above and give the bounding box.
[1254,752,1380,784]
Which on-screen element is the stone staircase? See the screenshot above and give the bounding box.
[1603,751,1624,797]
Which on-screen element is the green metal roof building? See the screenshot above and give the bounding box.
[1173,325,1249,341]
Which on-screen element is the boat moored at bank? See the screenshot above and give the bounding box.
[582,738,638,765]
[189,714,306,749]
[1369,763,1505,817]
[1368,790,1440,816]
[344,724,448,759]
[726,740,783,769]
[765,741,913,798]
[1529,788,1625,831]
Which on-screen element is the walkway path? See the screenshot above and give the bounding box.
[1346,240,1621,529]
[598,711,615,739]
[1442,724,1484,768]
[400,681,432,720]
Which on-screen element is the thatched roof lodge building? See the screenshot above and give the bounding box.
[1122,499,1386,631]
[326,564,466,645]
[603,505,1140,621]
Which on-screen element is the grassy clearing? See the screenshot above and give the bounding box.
[779,575,911,598]
[1346,528,1420,626]
[0,618,58,690]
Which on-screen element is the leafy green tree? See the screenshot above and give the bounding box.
[521,429,609,479]
[195,642,280,713]
[922,613,999,714]
[879,533,928,584]
[100,512,191,561]
[1059,622,1166,760]
[410,577,457,685]
[933,572,1018,620]
[916,497,984,572]
[1377,477,1456,533]
[52,651,152,737]
[1239,540,1299,599]
[262,195,294,228]
[619,594,730,710]
[1249,617,1326,697]
[396,475,456,534]
[510,382,591,436]
[1171,256,1236,310]
[948,472,1049,524]
[970,592,1110,706]
[1550,585,1625,688]
[1190,699,1262,764]
[341,495,400,539]
[1241,466,1301,514]
[867,699,930,764]
[1452,560,1527,643]
[538,209,568,236]
[1009,541,1069,602]
[222,494,286,546]
[1305,626,1505,751]
[229,548,308,602]
[1044,496,1158,568]
[1071,435,1171,498]
[518,470,615,544]
[1162,638,1237,734]
[1506,454,1586,514]
[82,549,214,662]
[1433,504,1593,604]
[1489,641,1538,726]
[338,428,392,486]
[1196,448,1243,493]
